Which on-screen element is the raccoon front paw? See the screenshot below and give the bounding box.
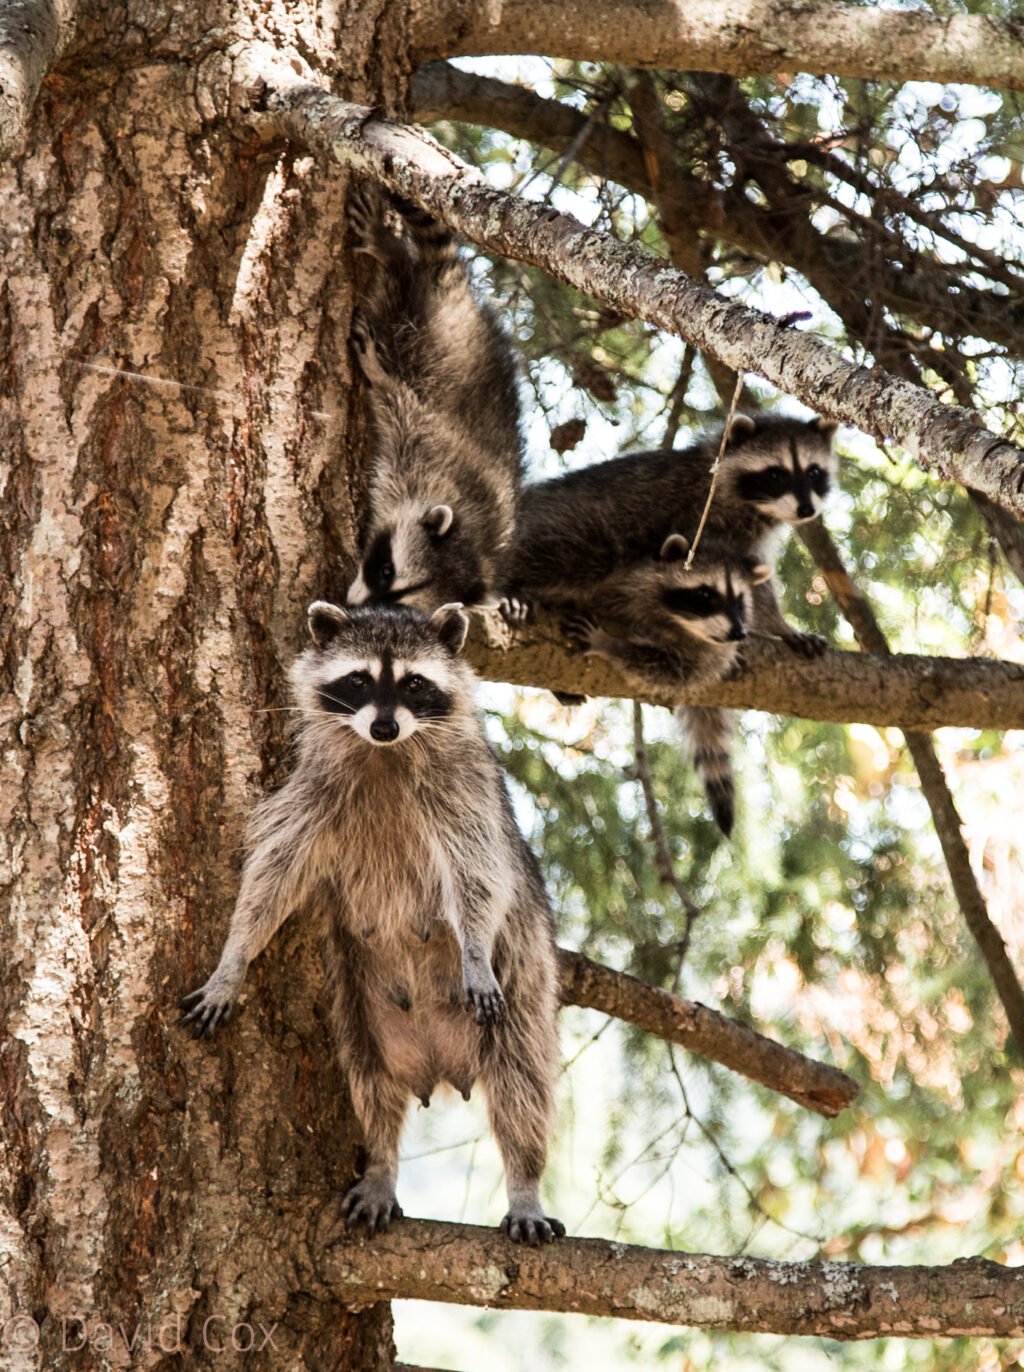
[781,629,827,658]
[498,593,531,627]
[341,1177,403,1239]
[500,1209,566,1246]
[178,984,236,1039]
[463,963,506,1025]
[350,310,387,386]
[561,613,598,654]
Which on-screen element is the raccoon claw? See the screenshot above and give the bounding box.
[350,311,387,386]
[782,630,827,658]
[341,1179,403,1239]
[347,186,381,253]
[498,593,531,627]
[561,613,597,653]
[178,988,234,1040]
[500,1212,566,1246]
[464,983,506,1025]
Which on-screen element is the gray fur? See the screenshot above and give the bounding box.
[561,534,771,837]
[346,186,524,612]
[507,412,837,652]
[180,602,564,1245]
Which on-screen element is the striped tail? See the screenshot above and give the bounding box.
[676,705,736,838]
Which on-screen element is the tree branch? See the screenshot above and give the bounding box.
[558,948,857,1118]
[461,607,1024,733]
[241,65,1024,521]
[798,520,1024,1061]
[0,0,77,161]
[411,62,1024,364]
[409,1,1024,94]
[319,1219,1024,1339]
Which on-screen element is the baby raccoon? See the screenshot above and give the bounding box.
[346,185,524,612]
[564,533,772,836]
[180,601,564,1246]
[507,413,837,653]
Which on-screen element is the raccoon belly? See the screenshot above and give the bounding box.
[365,930,484,1103]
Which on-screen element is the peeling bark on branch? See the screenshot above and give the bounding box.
[410,1,1024,93]
[320,1219,1024,1339]
[243,68,1024,521]
[558,949,858,1117]
[0,0,77,160]
[459,607,1024,733]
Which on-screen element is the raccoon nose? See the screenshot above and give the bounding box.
[370,717,400,743]
[796,500,816,519]
[728,624,747,642]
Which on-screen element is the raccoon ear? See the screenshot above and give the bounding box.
[724,414,758,445]
[750,563,774,585]
[659,534,690,562]
[814,417,839,437]
[423,504,455,538]
[430,602,469,655]
[308,601,351,647]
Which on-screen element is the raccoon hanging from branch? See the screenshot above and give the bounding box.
[563,532,773,836]
[179,601,564,1246]
[345,185,524,613]
[506,412,838,653]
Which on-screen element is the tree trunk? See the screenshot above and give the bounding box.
[0,6,397,1366]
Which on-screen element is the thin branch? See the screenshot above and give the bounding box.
[319,1219,1024,1339]
[411,62,1024,363]
[0,0,77,162]
[410,1,1024,94]
[242,67,1024,520]
[463,607,1024,733]
[797,519,1024,1061]
[557,948,857,1118]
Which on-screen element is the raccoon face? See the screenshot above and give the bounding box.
[346,505,466,613]
[657,535,772,644]
[727,416,838,524]
[298,601,469,746]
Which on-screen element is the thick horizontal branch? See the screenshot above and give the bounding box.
[320,1219,1024,1339]
[463,607,1024,733]
[411,0,1024,93]
[238,64,1024,521]
[0,0,77,161]
[558,948,857,1117]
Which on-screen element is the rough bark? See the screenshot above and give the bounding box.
[409,1,1024,93]
[0,0,77,160]
[0,5,395,1368]
[459,607,1024,732]
[558,950,857,1118]
[320,1221,1024,1339]
[247,71,1024,522]
[798,522,1024,1062]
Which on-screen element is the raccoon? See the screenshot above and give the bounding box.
[346,186,524,612]
[506,413,838,653]
[563,533,772,836]
[179,601,564,1246]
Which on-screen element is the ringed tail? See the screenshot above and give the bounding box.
[676,705,735,838]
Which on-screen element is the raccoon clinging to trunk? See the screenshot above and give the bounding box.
[180,601,564,1246]
[345,185,524,614]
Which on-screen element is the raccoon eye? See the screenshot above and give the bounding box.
[764,468,786,489]
[379,562,395,585]
[807,464,823,479]
[404,674,425,693]
[346,672,368,689]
